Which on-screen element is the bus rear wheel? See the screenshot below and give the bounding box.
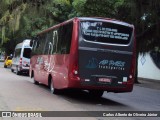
[89,90,104,97]
[32,74,39,85]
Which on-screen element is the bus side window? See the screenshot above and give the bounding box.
[31,40,38,56]
[35,36,45,55]
[43,33,50,55]
[60,22,73,54]
[44,32,53,55]
[48,42,53,55]
[52,29,59,54]
[31,36,44,55]
[44,41,53,55]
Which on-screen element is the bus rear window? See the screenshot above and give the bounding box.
[23,48,32,58]
[80,21,133,44]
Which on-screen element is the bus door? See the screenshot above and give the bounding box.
[33,38,45,83]
[78,20,134,87]
[37,31,54,85]
[41,41,54,85]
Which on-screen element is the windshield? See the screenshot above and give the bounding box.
[23,48,32,58]
[80,21,133,44]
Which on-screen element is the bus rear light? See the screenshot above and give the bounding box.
[73,70,78,75]
[70,64,80,81]
[129,75,132,79]
[72,62,78,75]
[72,65,78,75]
[118,81,122,84]
[85,79,90,82]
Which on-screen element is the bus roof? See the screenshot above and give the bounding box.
[37,18,74,35]
[37,17,134,36]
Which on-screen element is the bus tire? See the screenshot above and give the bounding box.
[33,78,39,85]
[32,73,39,85]
[89,90,104,97]
[50,78,58,94]
[4,65,7,68]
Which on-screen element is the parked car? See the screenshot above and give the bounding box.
[4,56,12,68]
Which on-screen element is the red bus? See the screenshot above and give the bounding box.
[29,17,136,97]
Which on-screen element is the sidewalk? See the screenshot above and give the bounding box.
[136,78,160,90]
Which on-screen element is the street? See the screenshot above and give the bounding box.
[0,62,160,120]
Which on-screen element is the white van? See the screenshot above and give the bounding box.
[11,39,32,75]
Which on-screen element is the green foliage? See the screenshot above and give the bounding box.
[73,0,124,17]
[0,0,160,54]
[2,0,13,5]
[45,0,73,22]
[72,0,86,16]
[1,26,5,44]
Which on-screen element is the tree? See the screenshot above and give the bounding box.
[0,0,160,83]
[116,0,160,83]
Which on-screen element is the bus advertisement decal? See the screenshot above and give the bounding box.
[85,57,126,71]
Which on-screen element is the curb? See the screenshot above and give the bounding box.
[136,78,160,90]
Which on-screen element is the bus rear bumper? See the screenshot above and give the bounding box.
[68,78,134,93]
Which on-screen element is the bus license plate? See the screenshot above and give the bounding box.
[98,78,112,83]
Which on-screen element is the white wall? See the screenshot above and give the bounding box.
[138,53,160,81]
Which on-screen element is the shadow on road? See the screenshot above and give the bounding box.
[6,67,30,77]
[59,89,126,106]
[33,83,126,107]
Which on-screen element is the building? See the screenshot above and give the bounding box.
[138,51,160,81]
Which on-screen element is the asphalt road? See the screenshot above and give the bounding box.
[0,62,159,120]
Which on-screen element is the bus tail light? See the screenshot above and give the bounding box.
[128,62,136,84]
[72,65,78,76]
[72,54,78,75]
[73,70,78,75]
[69,59,80,81]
